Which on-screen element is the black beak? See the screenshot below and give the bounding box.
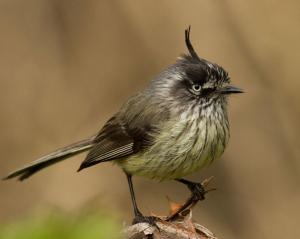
[220,85,244,95]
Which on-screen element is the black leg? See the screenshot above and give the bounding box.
[125,173,157,225]
[126,173,142,217]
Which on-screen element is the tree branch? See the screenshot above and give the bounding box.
[124,212,217,239]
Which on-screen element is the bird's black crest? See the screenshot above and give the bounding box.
[182,26,230,85]
[185,26,200,62]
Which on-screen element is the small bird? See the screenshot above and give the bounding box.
[3,27,243,223]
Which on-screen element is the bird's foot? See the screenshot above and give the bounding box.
[187,181,206,200]
[181,176,216,201]
[132,212,157,226]
[167,177,216,221]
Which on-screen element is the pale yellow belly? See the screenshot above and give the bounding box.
[117,117,228,181]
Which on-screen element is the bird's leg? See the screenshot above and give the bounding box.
[167,178,214,221]
[125,173,156,225]
[126,173,142,217]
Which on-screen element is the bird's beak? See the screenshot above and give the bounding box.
[220,85,244,95]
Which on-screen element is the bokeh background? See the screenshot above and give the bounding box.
[0,0,299,238]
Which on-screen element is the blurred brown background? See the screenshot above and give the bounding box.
[0,0,299,238]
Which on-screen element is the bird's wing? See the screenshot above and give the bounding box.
[78,116,146,171]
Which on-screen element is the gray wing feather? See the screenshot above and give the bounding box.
[78,93,171,171]
[78,117,136,171]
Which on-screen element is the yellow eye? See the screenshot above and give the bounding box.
[192,84,201,92]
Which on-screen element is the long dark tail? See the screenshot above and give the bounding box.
[3,136,95,181]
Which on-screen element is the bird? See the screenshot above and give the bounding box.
[3,26,243,224]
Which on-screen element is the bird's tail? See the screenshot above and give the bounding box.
[3,136,95,181]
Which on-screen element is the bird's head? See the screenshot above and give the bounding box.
[153,27,243,111]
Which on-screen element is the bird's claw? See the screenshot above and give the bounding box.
[166,177,216,221]
[132,213,157,226]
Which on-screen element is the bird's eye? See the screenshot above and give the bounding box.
[191,84,201,92]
